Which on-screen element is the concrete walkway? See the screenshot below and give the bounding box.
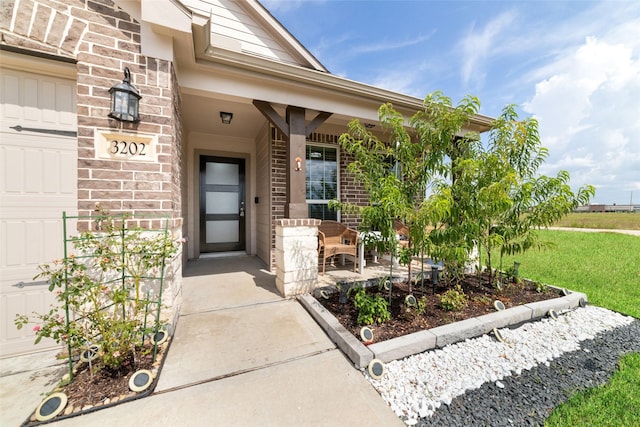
[0,349,69,426]
[2,255,401,426]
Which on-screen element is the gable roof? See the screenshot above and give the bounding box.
[182,0,327,72]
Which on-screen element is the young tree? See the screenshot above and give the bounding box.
[410,93,484,281]
[334,112,414,298]
[486,106,595,279]
[430,103,595,284]
[335,92,594,289]
[334,92,479,289]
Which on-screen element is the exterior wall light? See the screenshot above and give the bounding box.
[294,157,302,171]
[108,67,141,122]
[220,111,233,124]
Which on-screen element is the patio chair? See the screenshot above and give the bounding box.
[394,219,410,249]
[318,220,358,274]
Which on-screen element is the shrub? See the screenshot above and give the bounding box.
[400,295,428,321]
[533,281,549,293]
[438,285,468,311]
[350,286,391,325]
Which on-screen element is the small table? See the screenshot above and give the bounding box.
[357,231,386,274]
[357,231,409,274]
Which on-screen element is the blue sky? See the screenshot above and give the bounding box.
[263,0,640,205]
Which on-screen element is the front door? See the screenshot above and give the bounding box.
[199,156,245,253]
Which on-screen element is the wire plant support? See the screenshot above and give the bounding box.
[59,211,175,382]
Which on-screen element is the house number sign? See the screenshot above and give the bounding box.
[109,140,148,156]
[95,129,158,163]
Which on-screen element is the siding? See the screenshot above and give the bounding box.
[183,0,304,66]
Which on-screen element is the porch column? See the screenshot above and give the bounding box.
[252,100,332,219]
[286,106,307,219]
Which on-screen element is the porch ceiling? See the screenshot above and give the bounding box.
[180,92,356,139]
[181,93,265,138]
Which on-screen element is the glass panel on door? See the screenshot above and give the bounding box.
[205,162,238,185]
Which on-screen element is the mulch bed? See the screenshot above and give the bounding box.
[24,342,168,425]
[318,273,560,343]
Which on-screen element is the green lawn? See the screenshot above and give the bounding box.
[499,230,640,318]
[553,212,640,230]
[495,229,639,426]
[545,353,640,427]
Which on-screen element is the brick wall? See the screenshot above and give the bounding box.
[73,3,180,230]
[270,127,287,268]
[339,149,368,230]
[2,0,183,232]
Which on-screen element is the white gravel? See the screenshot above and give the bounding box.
[364,305,636,425]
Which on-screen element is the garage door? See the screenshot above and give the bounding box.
[0,65,77,357]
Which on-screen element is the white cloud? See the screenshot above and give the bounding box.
[369,59,445,99]
[459,11,515,86]
[524,36,640,204]
[371,68,424,98]
[351,32,435,55]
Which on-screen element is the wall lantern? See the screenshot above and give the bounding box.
[294,157,302,171]
[220,111,233,124]
[108,67,141,122]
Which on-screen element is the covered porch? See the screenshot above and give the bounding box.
[140,0,492,297]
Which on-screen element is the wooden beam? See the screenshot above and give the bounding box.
[252,101,333,219]
[285,106,308,218]
[305,111,332,136]
[252,100,289,138]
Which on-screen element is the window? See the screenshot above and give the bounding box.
[306,145,337,220]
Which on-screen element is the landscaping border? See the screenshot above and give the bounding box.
[20,338,172,426]
[299,286,587,368]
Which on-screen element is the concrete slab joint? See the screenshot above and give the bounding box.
[275,220,321,297]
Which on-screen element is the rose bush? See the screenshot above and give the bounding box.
[15,211,179,370]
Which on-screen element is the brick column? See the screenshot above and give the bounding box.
[274,218,321,296]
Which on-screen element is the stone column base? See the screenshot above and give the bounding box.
[274,219,320,297]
